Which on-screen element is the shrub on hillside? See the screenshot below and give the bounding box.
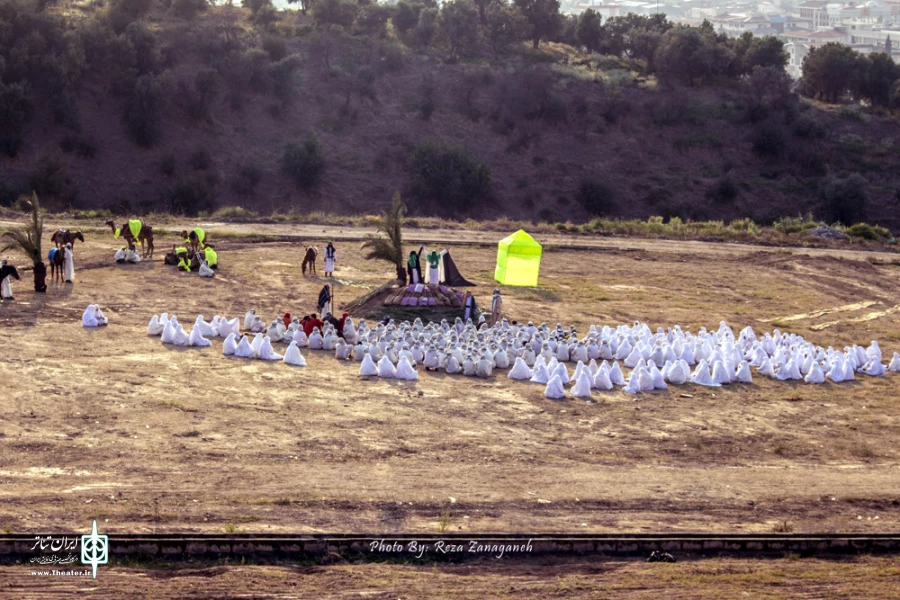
[0,81,32,157]
[232,164,263,195]
[29,158,70,198]
[792,114,826,139]
[166,176,217,216]
[418,73,437,120]
[282,135,326,191]
[106,0,155,33]
[262,35,287,61]
[706,176,738,204]
[170,0,207,18]
[846,222,883,240]
[160,152,177,176]
[60,135,98,158]
[189,149,212,170]
[819,173,867,225]
[577,180,615,215]
[0,182,22,207]
[751,123,785,159]
[407,141,492,217]
[124,74,164,147]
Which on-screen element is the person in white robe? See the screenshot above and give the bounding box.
[507,357,533,380]
[250,333,264,357]
[82,305,108,327]
[324,243,336,278]
[63,243,75,283]
[889,352,900,372]
[544,374,566,399]
[172,324,191,346]
[219,317,240,338]
[223,333,239,355]
[148,315,164,336]
[258,336,283,360]
[125,246,141,263]
[396,356,418,380]
[359,353,378,375]
[284,341,307,366]
[189,326,212,347]
[571,371,593,398]
[234,335,255,358]
[377,355,397,378]
[530,363,550,384]
[445,354,462,374]
[244,310,257,331]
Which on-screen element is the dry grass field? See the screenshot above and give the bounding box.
[1,220,898,540]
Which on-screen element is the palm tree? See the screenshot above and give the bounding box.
[1,192,43,266]
[362,192,407,282]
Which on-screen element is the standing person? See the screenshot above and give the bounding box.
[324,242,336,278]
[317,284,331,316]
[426,250,440,286]
[491,288,502,326]
[463,291,476,322]
[63,243,75,283]
[407,246,424,285]
[32,249,47,293]
[1,258,17,300]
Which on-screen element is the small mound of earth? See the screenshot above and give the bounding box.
[805,226,848,241]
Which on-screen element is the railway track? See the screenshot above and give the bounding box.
[4,532,899,564]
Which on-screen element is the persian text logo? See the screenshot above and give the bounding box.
[80,520,108,579]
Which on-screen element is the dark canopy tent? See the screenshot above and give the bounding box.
[439,250,475,287]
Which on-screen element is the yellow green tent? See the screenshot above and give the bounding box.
[495,230,542,287]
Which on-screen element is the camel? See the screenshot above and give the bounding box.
[106,220,155,258]
[302,246,318,277]
[180,229,207,254]
[50,230,85,249]
[48,248,65,284]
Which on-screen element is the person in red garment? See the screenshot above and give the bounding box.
[303,313,324,337]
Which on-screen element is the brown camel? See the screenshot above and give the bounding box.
[50,230,85,248]
[106,220,155,257]
[48,247,65,284]
[302,246,318,277]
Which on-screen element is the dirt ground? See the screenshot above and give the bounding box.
[1,222,899,544]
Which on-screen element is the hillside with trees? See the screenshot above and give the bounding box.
[1,0,899,231]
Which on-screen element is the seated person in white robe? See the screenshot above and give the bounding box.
[82,305,108,327]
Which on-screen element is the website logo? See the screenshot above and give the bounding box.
[80,520,108,579]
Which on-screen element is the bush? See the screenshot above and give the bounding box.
[0,81,32,157]
[166,176,217,216]
[407,141,492,217]
[160,152,177,176]
[0,181,22,207]
[846,222,882,240]
[212,206,260,219]
[189,149,212,170]
[106,0,155,33]
[577,180,615,215]
[418,73,437,120]
[30,158,70,198]
[819,172,867,225]
[282,135,326,190]
[751,123,785,159]
[233,164,263,195]
[793,114,825,139]
[124,74,164,147]
[262,35,287,61]
[170,0,207,18]
[60,135,98,158]
[706,176,738,204]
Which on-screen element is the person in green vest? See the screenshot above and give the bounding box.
[406,246,424,285]
[177,253,191,272]
[204,245,218,269]
[426,250,441,285]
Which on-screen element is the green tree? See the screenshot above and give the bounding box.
[513,0,561,49]
[1,192,43,269]
[859,52,900,107]
[415,7,440,48]
[439,0,481,61]
[124,73,164,147]
[313,0,359,28]
[801,42,865,103]
[282,135,325,191]
[733,33,787,75]
[362,192,407,281]
[408,141,492,217]
[484,0,527,58]
[0,80,32,157]
[891,79,900,112]
[393,1,421,34]
[575,8,602,52]
[653,24,732,86]
[819,172,867,224]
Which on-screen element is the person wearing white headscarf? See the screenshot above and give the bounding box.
[396,356,418,380]
[544,374,566,399]
[63,243,75,283]
[0,258,14,300]
[284,341,307,366]
[81,304,108,327]
[189,326,212,347]
[258,336,283,360]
